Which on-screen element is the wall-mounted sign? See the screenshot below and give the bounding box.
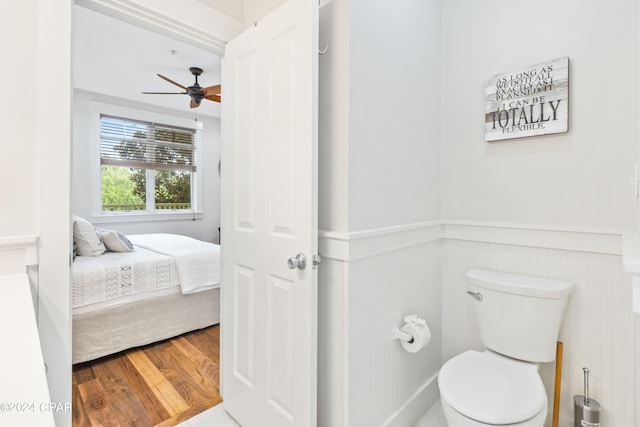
[485,57,569,142]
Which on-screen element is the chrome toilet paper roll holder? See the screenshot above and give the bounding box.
[392,314,427,343]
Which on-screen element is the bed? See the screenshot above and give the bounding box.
[71,230,221,364]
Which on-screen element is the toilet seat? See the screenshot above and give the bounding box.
[438,350,546,425]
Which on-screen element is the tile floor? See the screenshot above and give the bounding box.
[177,399,447,427]
[175,403,240,427]
[414,400,448,426]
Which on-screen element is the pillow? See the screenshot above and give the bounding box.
[97,229,135,252]
[73,215,106,257]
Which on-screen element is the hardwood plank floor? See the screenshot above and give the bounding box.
[73,325,221,427]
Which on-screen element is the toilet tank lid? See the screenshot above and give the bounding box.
[467,268,573,299]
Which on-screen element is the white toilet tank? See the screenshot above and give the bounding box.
[467,269,573,363]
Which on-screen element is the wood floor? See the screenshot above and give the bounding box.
[72,325,221,427]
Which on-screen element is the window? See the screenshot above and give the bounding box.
[100,115,197,214]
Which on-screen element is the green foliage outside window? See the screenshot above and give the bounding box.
[101,116,194,212]
[101,166,145,210]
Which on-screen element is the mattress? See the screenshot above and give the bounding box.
[72,246,180,314]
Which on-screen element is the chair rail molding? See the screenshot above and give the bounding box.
[319,221,443,262]
[444,220,624,256]
[0,235,39,272]
[319,220,625,262]
[622,231,640,314]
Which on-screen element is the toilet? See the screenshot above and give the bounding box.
[438,268,573,427]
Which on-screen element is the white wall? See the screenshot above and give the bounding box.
[0,2,38,237]
[441,0,638,229]
[318,0,443,425]
[321,0,444,234]
[348,0,442,231]
[318,0,350,233]
[72,90,222,243]
[0,1,73,426]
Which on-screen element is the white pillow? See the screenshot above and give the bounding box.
[97,229,135,252]
[73,215,106,257]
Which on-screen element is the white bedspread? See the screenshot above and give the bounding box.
[72,246,179,312]
[128,233,221,294]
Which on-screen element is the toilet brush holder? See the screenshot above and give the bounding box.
[574,367,600,427]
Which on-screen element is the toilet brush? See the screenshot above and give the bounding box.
[574,367,601,427]
[552,341,563,427]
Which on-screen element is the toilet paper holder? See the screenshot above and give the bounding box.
[392,314,427,343]
[391,327,414,343]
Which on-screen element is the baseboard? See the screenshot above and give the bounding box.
[381,371,440,427]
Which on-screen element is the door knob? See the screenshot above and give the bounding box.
[287,253,307,270]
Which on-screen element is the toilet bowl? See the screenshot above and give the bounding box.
[438,350,547,426]
[437,269,573,427]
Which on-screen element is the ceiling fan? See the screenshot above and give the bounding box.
[142,67,221,108]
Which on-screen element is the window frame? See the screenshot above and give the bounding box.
[89,101,204,224]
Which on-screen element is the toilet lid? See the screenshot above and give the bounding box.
[438,350,546,424]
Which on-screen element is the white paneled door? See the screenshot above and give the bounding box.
[220,0,318,426]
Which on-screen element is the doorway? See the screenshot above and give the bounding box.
[70,3,227,425]
[70,3,320,426]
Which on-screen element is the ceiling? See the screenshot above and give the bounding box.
[72,5,222,118]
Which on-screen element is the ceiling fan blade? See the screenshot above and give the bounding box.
[202,84,221,96]
[204,94,221,103]
[157,74,188,90]
[142,91,187,95]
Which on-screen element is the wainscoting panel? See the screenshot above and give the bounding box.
[442,239,635,427]
[318,223,443,427]
[318,222,636,426]
[318,257,348,427]
[348,240,441,427]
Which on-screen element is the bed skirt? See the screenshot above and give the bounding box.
[72,288,220,364]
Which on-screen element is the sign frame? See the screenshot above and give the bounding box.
[485,57,569,142]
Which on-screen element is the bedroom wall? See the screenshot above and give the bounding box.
[72,89,222,243]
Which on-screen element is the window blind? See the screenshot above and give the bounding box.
[100,115,197,172]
